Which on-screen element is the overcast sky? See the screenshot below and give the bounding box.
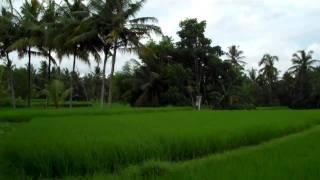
[5,0,320,75]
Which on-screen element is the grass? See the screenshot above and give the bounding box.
[134,125,320,180]
[1,109,320,178]
[0,105,191,122]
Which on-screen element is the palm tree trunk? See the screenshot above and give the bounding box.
[6,53,15,109]
[108,40,118,107]
[8,0,13,14]
[48,49,51,81]
[27,46,31,107]
[80,77,89,102]
[46,49,51,108]
[100,47,109,108]
[70,50,76,108]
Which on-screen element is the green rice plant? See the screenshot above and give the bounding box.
[1,110,320,178]
[0,106,191,123]
[149,125,320,180]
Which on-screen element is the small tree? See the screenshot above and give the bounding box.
[42,80,71,108]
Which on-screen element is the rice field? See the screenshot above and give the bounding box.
[1,107,320,179]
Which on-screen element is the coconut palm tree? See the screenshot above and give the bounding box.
[248,68,257,82]
[9,0,43,107]
[56,0,100,108]
[226,45,246,70]
[87,0,161,107]
[87,0,115,108]
[40,0,60,82]
[105,0,162,107]
[258,54,279,104]
[42,80,71,108]
[259,54,279,85]
[288,50,319,76]
[0,8,18,108]
[288,50,319,106]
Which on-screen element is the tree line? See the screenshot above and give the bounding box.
[111,19,320,109]
[0,0,161,108]
[1,1,319,109]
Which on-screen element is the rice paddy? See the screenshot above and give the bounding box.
[1,108,320,179]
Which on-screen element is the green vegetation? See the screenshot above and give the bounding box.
[1,0,320,179]
[42,80,71,108]
[101,124,320,180]
[1,0,320,110]
[0,105,190,122]
[1,109,320,178]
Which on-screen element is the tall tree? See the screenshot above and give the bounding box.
[225,45,246,70]
[88,0,161,107]
[9,0,43,107]
[107,0,161,107]
[176,18,218,109]
[56,0,98,108]
[259,54,279,105]
[0,8,19,108]
[288,50,318,76]
[80,0,112,108]
[40,0,59,82]
[259,54,279,86]
[288,50,319,108]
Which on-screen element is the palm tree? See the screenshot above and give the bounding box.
[124,59,166,106]
[106,0,161,107]
[9,0,42,107]
[226,45,246,70]
[288,50,319,76]
[87,0,161,107]
[248,68,257,82]
[40,0,59,82]
[259,54,279,104]
[56,0,100,108]
[42,80,71,108]
[288,50,319,107]
[9,0,43,107]
[259,54,279,85]
[84,0,113,108]
[0,8,18,108]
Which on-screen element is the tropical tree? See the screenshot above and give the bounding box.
[225,45,246,70]
[288,50,319,76]
[258,54,279,105]
[56,0,100,108]
[288,50,319,108]
[0,8,19,108]
[248,68,257,82]
[40,0,60,82]
[42,80,71,108]
[259,54,279,85]
[176,18,223,109]
[9,0,43,107]
[88,0,161,107]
